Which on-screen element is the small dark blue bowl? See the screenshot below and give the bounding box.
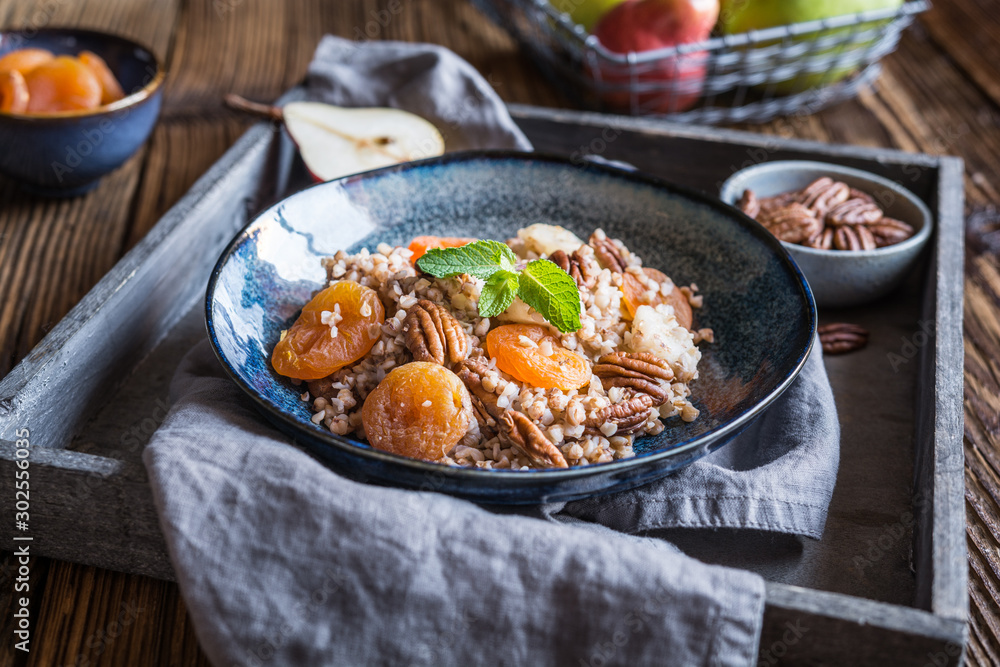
[206,152,817,504]
[0,29,164,196]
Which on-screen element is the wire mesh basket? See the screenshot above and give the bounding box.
[472,0,930,124]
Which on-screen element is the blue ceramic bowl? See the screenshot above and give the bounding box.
[0,29,164,196]
[206,152,817,504]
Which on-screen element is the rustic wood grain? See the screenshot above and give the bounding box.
[1,0,999,664]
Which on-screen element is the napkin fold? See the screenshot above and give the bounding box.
[143,37,840,667]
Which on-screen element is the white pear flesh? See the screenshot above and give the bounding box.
[282,102,445,182]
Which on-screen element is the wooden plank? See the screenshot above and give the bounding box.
[127,116,252,250]
[910,157,968,622]
[161,0,563,116]
[27,560,209,667]
[0,2,181,379]
[921,0,1000,112]
[762,583,966,665]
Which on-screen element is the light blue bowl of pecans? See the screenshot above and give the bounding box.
[720,160,933,309]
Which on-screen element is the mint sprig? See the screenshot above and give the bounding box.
[416,240,517,281]
[416,240,582,333]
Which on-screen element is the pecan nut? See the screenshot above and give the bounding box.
[849,188,875,204]
[759,203,823,244]
[759,192,798,213]
[593,352,673,405]
[584,394,655,436]
[550,249,597,289]
[834,225,877,251]
[796,178,834,206]
[738,189,761,219]
[500,410,567,468]
[826,198,883,226]
[806,227,834,250]
[819,323,869,355]
[402,300,469,367]
[589,231,627,273]
[867,218,915,247]
[456,359,499,438]
[803,180,850,217]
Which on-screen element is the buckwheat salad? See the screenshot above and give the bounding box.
[270,224,712,471]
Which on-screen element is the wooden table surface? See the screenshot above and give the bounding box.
[1,0,999,664]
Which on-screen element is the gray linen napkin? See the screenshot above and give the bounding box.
[306,36,532,152]
[146,340,765,667]
[143,37,840,666]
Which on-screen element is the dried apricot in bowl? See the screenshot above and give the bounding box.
[24,55,102,113]
[486,323,592,390]
[78,51,125,105]
[621,267,693,330]
[407,235,475,261]
[271,281,384,380]
[0,48,54,75]
[0,71,28,113]
[362,362,476,462]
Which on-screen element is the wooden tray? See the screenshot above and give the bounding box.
[0,103,967,665]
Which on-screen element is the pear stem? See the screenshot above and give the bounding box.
[224,93,284,122]
[223,93,400,160]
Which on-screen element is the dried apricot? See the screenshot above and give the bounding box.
[407,235,475,261]
[486,323,592,390]
[271,281,384,380]
[621,267,693,330]
[0,70,28,113]
[78,51,125,105]
[24,55,101,112]
[362,361,475,462]
[0,48,54,75]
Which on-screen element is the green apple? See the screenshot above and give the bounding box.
[719,0,904,33]
[551,0,629,31]
[718,0,904,93]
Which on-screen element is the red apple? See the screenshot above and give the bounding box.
[592,0,719,113]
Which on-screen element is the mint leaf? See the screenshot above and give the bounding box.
[517,259,582,333]
[416,240,517,280]
[479,270,519,318]
[412,239,582,331]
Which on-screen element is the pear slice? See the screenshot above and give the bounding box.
[225,94,445,182]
